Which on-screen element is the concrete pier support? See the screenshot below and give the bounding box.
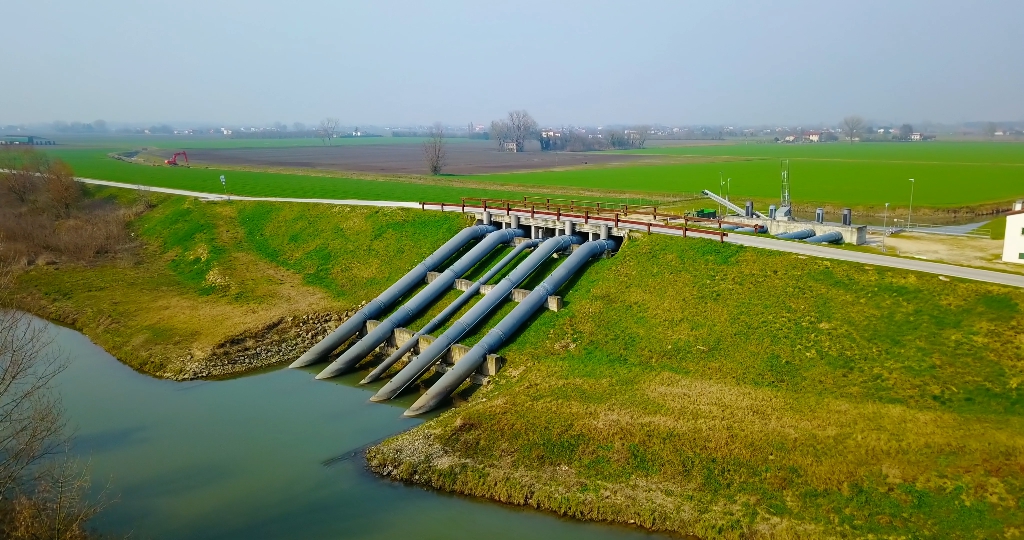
[564,220,574,236]
[511,215,519,229]
[600,224,609,240]
[531,225,539,239]
[482,211,492,225]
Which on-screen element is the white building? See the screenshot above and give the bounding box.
[1003,200,1024,264]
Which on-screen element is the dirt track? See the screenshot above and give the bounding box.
[179,140,656,175]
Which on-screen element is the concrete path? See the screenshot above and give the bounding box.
[725,234,1024,288]
[78,177,1024,289]
[76,177,420,208]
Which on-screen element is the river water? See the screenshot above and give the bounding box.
[36,315,666,539]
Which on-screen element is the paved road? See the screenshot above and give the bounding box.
[725,234,1024,288]
[77,177,420,208]
[77,177,1024,289]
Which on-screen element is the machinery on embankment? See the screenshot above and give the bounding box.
[290,201,739,416]
[699,189,866,245]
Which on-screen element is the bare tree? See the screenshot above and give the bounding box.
[292,122,306,132]
[634,125,650,149]
[506,110,538,152]
[43,161,80,219]
[423,123,448,175]
[842,115,865,144]
[983,122,998,138]
[0,277,66,500]
[3,451,111,540]
[317,118,339,145]
[490,119,510,150]
[0,148,48,204]
[0,269,112,539]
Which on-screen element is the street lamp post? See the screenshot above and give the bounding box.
[907,178,915,229]
[718,171,723,217]
[882,202,889,252]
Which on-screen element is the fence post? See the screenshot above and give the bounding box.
[584,210,589,224]
[420,202,424,211]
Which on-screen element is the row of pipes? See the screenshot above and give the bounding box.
[290,222,617,416]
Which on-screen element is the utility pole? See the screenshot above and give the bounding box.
[882,202,889,252]
[907,178,915,229]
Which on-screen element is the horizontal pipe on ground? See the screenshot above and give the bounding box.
[405,238,617,416]
[289,224,495,368]
[371,234,581,402]
[775,228,816,240]
[805,231,844,244]
[315,227,522,379]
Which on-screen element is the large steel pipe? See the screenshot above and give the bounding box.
[371,234,581,401]
[316,228,523,379]
[805,231,844,244]
[775,228,815,240]
[289,225,495,368]
[360,238,542,384]
[405,239,616,416]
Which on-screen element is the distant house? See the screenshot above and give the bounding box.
[804,131,821,143]
[783,135,797,143]
[501,141,518,152]
[911,133,923,141]
[1003,201,1024,264]
[0,135,54,145]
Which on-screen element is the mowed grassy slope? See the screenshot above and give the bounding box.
[15,188,470,376]
[369,234,1024,538]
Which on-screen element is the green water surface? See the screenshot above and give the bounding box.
[41,316,666,539]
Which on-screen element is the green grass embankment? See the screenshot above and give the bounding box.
[15,187,471,377]
[368,233,1024,538]
[990,216,1008,240]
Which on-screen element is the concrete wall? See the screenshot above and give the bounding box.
[728,216,867,244]
[1003,213,1024,264]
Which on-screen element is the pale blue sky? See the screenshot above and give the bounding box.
[3,0,1022,126]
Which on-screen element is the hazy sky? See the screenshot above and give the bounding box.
[3,0,1022,127]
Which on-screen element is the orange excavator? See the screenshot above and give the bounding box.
[165,151,189,166]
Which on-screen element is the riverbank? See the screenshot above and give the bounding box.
[11,187,470,379]
[367,234,1024,538]
[10,186,1024,538]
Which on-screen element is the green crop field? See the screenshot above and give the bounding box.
[43,148,530,203]
[479,141,1024,208]
[30,139,1024,210]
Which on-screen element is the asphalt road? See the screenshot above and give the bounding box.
[77,177,1024,289]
